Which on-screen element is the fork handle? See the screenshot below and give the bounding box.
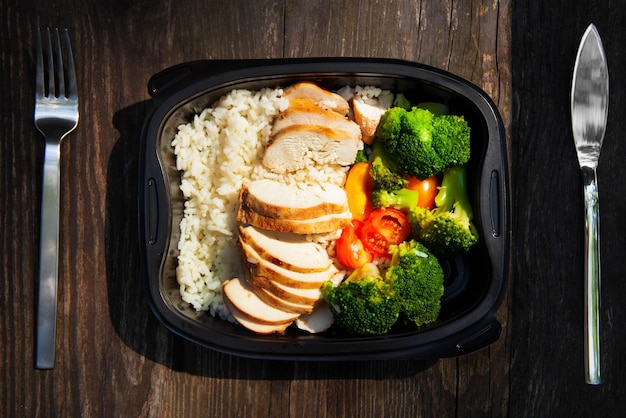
[36,140,61,369]
[582,166,602,385]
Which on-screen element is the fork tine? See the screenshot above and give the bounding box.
[53,28,65,98]
[43,28,55,98]
[36,28,77,100]
[35,28,45,98]
[63,29,78,99]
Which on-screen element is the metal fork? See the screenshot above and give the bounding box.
[34,28,79,369]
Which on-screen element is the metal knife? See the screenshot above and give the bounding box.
[571,23,609,385]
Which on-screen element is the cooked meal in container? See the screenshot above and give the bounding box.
[171,81,477,336]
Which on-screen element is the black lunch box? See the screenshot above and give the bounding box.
[139,58,510,360]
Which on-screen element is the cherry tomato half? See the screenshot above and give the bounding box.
[335,221,373,269]
[407,175,439,209]
[359,208,411,257]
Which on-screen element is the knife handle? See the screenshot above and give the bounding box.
[582,166,602,385]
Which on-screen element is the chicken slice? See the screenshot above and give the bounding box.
[282,82,350,116]
[239,180,349,221]
[239,225,333,274]
[249,262,335,290]
[352,95,391,144]
[251,285,315,315]
[223,293,293,334]
[237,206,352,235]
[222,277,299,324]
[248,274,322,306]
[262,124,360,173]
[238,230,338,287]
[272,98,361,139]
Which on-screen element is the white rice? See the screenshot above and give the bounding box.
[171,87,349,318]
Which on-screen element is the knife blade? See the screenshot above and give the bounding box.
[570,23,608,385]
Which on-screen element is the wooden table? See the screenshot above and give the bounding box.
[2,0,626,416]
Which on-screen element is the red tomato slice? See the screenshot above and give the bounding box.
[335,221,373,269]
[359,208,411,257]
[407,175,439,209]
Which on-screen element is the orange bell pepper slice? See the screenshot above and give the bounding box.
[344,162,374,221]
[406,175,439,209]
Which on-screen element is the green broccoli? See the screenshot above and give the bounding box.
[369,137,408,191]
[393,92,412,110]
[371,188,419,210]
[354,147,368,163]
[323,243,446,335]
[376,106,471,180]
[408,165,478,258]
[322,264,399,336]
[431,114,471,169]
[385,240,444,327]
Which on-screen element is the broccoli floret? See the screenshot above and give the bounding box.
[345,262,381,282]
[432,115,471,168]
[354,148,368,163]
[324,244,446,334]
[369,137,408,191]
[371,188,419,210]
[376,106,471,180]
[385,240,444,327]
[393,92,412,110]
[408,165,478,258]
[369,138,421,211]
[322,264,399,336]
[377,107,442,179]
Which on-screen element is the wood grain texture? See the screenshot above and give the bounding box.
[510,1,626,415]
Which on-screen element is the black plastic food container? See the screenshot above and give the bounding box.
[139,58,510,360]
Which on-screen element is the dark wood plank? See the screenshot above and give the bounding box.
[510,0,626,416]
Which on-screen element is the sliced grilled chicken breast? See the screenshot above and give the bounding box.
[222,277,299,324]
[238,207,352,235]
[262,124,360,173]
[249,262,336,290]
[282,82,350,116]
[239,225,332,273]
[239,180,349,221]
[248,283,316,315]
[272,98,361,138]
[248,274,322,305]
[223,294,293,334]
